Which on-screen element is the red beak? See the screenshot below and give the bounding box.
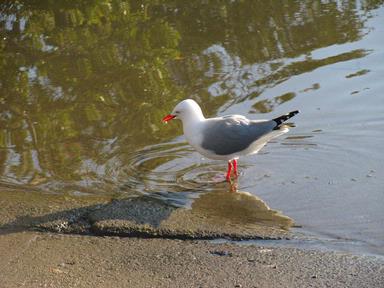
[162,114,176,123]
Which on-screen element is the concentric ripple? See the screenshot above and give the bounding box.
[119,141,229,206]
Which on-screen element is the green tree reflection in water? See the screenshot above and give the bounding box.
[0,0,382,195]
[0,0,184,193]
[166,0,381,110]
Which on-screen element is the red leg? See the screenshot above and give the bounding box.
[233,159,238,177]
[226,161,232,182]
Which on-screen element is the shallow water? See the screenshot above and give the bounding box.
[1,1,384,255]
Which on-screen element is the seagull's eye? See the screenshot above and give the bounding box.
[175,111,180,114]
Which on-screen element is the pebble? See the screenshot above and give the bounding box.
[210,250,233,257]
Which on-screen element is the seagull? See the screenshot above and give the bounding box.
[162,99,299,182]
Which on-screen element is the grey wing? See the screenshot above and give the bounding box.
[201,117,276,155]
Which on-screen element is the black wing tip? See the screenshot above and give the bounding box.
[289,110,300,117]
[273,110,300,127]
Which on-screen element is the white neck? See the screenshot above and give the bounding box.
[180,109,205,137]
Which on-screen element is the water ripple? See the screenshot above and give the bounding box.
[119,142,229,205]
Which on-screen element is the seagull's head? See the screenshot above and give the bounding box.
[162,99,204,123]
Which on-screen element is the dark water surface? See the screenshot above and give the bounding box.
[1,1,384,255]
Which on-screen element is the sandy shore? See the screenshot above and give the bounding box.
[0,231,383,288]
[0,189,383,287]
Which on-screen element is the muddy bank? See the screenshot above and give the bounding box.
[0,189,293,240]
[1,232,383,288]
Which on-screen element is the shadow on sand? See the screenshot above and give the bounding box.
[0,183,294,240]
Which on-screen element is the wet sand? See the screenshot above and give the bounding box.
[0,189,292,240]
[1,231,383,288]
